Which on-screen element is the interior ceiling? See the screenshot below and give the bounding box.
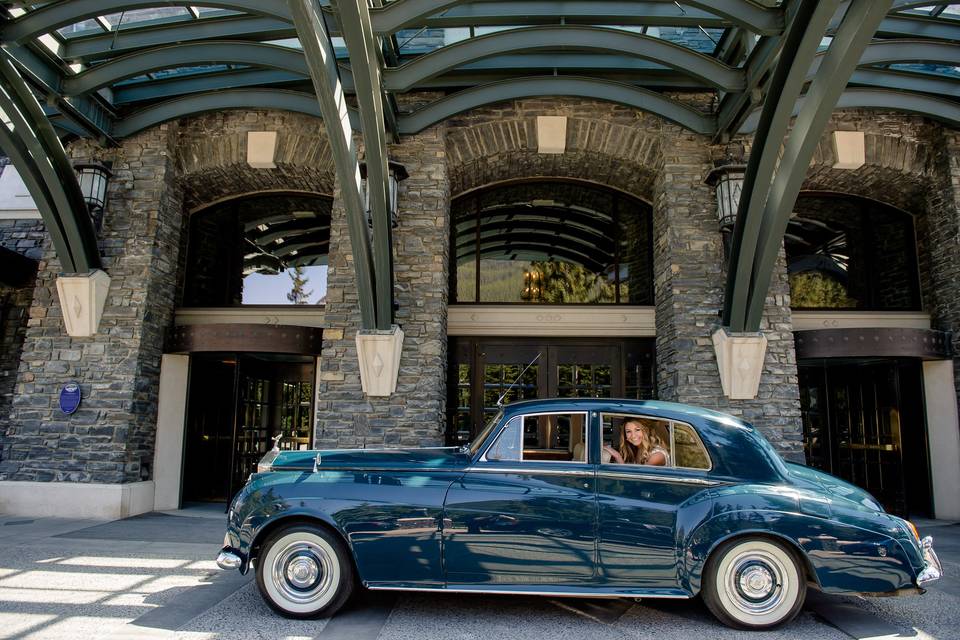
[0,1,958,143]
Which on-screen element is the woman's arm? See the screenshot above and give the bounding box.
[645,449,667,466]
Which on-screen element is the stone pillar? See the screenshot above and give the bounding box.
[652,124,803,460]
[924,128,960,411]
[0,124,183,510]
[315,124,450,448]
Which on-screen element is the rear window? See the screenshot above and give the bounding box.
[601,413,711,470]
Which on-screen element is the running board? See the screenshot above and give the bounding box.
[364,583,691,599]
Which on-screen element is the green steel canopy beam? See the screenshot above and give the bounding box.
[411,2,738,30]
[397,76,715,135]
[807,39,960,77]
[371,0,784,35]
[112,69,307,104]
[848,68,960,96]
[723,0,840,331]
[4,43,116,143]
[727,0,892,333]
[113,88,359,137]
[288,0,377,330]
[0,51,100,273]
[739,87,960,132]
[873,15,960,41]
[63,16,296,62]
[1,0,292,43]
[336,0,396,330]
[384,26,745,93]
[62,41,309,95]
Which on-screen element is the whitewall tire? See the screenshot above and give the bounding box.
[255,524,354,619]
[702,537,806,630]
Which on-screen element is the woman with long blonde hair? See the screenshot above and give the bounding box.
[603,419,670,466]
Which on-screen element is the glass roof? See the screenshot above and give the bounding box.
[1,1,957,142]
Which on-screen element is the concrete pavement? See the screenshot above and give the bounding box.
[0,507,956,639]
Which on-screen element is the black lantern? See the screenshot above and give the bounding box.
[705,160,746,231]
[74,161,113,232]
[359,160,408,228]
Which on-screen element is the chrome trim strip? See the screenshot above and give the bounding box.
[465,466,594,477]
[365,585,690,599]
[309,467,462,473]
[597,469,721,486]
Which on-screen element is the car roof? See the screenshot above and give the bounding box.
[501,397,749,427]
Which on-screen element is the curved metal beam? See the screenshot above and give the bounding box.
[397,76,715,135]
[384,26,744,93]
[62,41,308,95]
[114,89,361,137]
[371,0,783,35]
[1,0,292,43]
[463,242,607,272]
[874,15,960,41]
[63,16,296,62]
[739,87,960,132]
[0,51,99,273]
[848,68,960,97]
[807,40,960,78]
[743,0,891,330]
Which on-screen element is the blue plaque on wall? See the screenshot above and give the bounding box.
[59,382,81,415]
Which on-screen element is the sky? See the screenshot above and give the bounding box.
[242,265,328,305]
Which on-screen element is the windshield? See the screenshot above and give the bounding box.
[468,411,503,457]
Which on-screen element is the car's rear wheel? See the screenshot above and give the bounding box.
[255,524,354,619]
[702,537,806,630]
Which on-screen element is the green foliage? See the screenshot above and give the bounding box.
[286,265,313,304]
[789,271,857,308]
[533,260,615,304]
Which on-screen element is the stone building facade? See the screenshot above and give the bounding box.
[0,100,958,520]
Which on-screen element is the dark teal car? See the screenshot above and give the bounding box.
[216,398,942,630]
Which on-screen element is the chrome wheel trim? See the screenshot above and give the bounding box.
[262,531,341,614]
[714,540,800,626]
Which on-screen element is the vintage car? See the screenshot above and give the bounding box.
[216,398,942,630]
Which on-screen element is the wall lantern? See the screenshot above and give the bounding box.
[73,161,113,232]
[705,159,746,231]
[359,160,409,228]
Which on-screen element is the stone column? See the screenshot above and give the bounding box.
[0,124,183,504]
[924,128,960,411]
[315,124,450,448]
[652,124,803,460]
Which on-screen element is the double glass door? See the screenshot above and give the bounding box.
[183,353,315,503]
[447,338,655,446]
[798,359,931,517]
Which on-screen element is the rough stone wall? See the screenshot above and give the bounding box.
[0,124,183,483]
[315,123,451,448]
[0,217,38,431]
[923,128,960,409]
[653,123,803,459]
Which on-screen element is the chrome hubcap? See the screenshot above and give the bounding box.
[726,553,787,616]
[271,540,335,605]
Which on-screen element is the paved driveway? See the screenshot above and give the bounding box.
[0,508,956,640]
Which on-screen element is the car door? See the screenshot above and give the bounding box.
[596,413,715,591]
[442,410,597,585]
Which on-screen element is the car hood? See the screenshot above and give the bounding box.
[265,447,469,472]
[785,461,884,511]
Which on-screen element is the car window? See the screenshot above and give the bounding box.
[485,412,588,463]
[601,413,711,470]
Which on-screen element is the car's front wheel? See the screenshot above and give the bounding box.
[255,524,354,619]
[702,537,806,630]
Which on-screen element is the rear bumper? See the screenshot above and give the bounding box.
[216,547,246,573]
[916,536,943,587]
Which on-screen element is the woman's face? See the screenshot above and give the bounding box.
[624,422,647,448]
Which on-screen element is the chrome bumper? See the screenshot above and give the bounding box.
[917,536,943,586]
[216,548,242,571]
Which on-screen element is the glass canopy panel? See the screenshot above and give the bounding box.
[885,63,960,78]
[56,19,102,38]
[101,8,192,30]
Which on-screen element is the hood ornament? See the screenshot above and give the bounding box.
[270,432,283,452]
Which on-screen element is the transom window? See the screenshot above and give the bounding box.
[601,414,711,470]
[485,412,588,463]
